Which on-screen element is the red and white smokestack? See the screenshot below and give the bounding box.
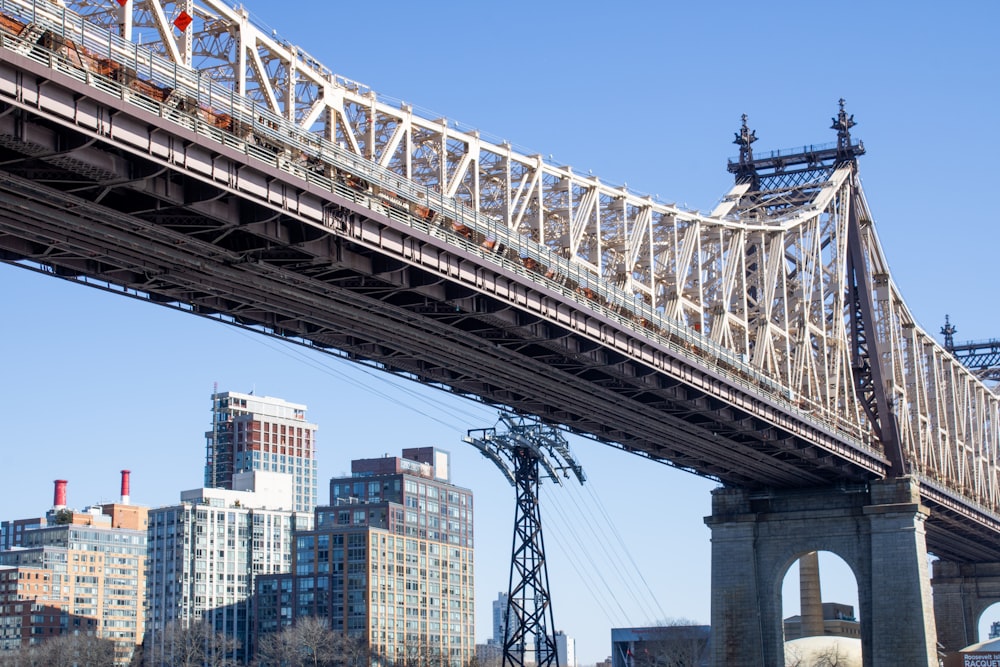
[53,479,68,510]
[120,470,131,505]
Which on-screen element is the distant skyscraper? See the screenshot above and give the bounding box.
[486,592,572,666]
[473,592,510,665]
[492,592,509,645]
[555,630,577,667]
[145,471,311,665]
[254,447,475,666]
[205,390,318,512]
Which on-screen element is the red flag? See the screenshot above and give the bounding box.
[173,10,192,31]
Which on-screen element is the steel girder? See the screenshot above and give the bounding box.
[0,0,999,551]
[0,35,883,493]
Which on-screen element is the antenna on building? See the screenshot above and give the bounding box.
[464,412,585,667]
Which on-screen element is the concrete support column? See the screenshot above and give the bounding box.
[865,478,937,664]
[704,477,938,667]
[706,488,770,665]
[932,561,1000,652]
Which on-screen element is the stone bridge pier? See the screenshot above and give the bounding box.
[704,477,938,667]
[932,561,1000,652]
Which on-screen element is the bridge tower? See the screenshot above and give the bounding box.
[708,103,939,667]
[941,316,1000,385]
[932,319,1000,652]
[464,414,585,667]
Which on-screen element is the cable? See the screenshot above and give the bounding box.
[546,484,659,625]
[538,506,627,629]
[580,481,669,623]
[228,324,497,430]
[541,491,633,628]
[233,324,673,631]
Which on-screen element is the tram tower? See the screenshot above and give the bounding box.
[465,413,585,667]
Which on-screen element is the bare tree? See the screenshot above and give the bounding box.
[44,636,78,666]
[0,648,26,667]
[329,632,369,667]
[146,620,238,667]
[812,642,857,667]
[0,634,117,667]
[783,643,805,667]
[391,644,428,667]
[74,634,119,666]
[254,618,368,667]
[255,627,301,667]
[629,619,709,667]
[296,617,336,667]
[0,645,36,667]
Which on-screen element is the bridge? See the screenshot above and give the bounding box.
[0,1,997,664]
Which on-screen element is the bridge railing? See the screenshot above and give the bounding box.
[0,0,875,454]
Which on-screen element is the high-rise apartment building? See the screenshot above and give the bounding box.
[254,447,475,666]
[0,566,77,651]
[145,471,312,665]
[205,390,318,513]
[0,474,147,664]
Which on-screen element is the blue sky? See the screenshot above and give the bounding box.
[1,1,998,663]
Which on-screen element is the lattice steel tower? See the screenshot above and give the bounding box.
[465,413,585,667]
[942,315,1000,387]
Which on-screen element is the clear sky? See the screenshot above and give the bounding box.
[1,1,998,664]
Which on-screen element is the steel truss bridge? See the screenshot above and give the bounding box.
[0,0,997,563]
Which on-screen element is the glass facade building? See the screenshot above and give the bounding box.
[254,447,475,666]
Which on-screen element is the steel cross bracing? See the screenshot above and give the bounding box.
[504,448,559,667]
[1,0,999,561]
[465,414,585,667]
[950,341,1000,385]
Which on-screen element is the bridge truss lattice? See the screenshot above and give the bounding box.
[6,0,1000,522]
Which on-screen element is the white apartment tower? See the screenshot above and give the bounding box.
[145,472,312,664]
[205,390,318,513]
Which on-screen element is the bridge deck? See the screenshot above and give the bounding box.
[0,1,998,562]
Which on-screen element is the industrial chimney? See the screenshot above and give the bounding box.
[120,470,131,505]
[799,551,825,638]
[53,479,68,510]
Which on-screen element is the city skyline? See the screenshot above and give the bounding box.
[0,371,713,664]
[2,0,997,663]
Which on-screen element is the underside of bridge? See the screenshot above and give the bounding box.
[0,50,997,563]
[0,93,872,487]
